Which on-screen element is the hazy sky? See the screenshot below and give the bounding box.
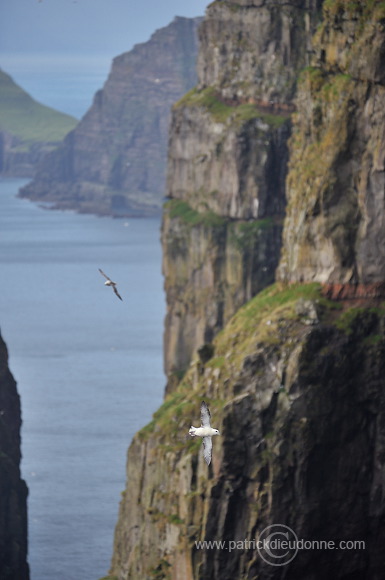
[0,0,209,117]
[1,0,209,56]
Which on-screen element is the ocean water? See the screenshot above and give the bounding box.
[0,178,165,579]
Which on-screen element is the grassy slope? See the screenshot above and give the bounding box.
[139,282,385,442]
[0,68,77,144]
[174,86,289,127]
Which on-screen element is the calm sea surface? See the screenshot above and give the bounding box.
[0,178,165,579]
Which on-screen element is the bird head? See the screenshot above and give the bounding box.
[213,429,220,436]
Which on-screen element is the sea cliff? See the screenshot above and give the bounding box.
[0,332,29,580]
[109,1,385,579]
[110,284,385,580]
[162,0,322,384]
[19,17,201,217]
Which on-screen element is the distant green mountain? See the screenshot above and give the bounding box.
[0,68,77,176]
[0,68,76,143]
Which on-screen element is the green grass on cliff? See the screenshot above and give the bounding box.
[138,283,341,442]
[289,69,355,186]
[137,282,385,455]
[223,282,334,343]
[0,69,77,143]
[323,0,385,21]
[174,86,289,127]
[164,198,226,228]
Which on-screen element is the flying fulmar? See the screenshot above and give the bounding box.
[98,268,123,301]
[189,401,220,465]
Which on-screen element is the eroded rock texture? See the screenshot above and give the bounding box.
[110,285,385,580]
[110,2,385,579]
[277,1,385,286]
[162,0,321,381]
[0,332,29,580]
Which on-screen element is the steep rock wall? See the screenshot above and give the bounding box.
[162,200,284,383]
[163,0,322,380]
[19,17,201,216]
[197,0,321,103]
[277,1,385,287]
[0,332,29,580]
[110,284,385,580]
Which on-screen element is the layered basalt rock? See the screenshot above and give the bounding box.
[19,17,201,216]
[162,0,322,381]
[110,284,385,580]
[110,2,385,580]
[277,1,385,289]
[197,0,323,104]
[162,203,283,382]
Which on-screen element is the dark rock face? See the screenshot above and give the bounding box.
[110,286,385,580]
[0,332,29,580]
[19,17,201,216]
[200,312,385,580]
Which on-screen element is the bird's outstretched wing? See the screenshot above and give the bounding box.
[201,401,211,427]
[99,268,112,282]
[202,436,212,465]
[113,286,123,301]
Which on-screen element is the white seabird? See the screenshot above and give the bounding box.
[189,401,220,465]
[98,268,123,301]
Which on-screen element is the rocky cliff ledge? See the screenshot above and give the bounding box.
[162,0,321,382]
[0,332,29,580]
[19,17,201,217]
[109,1,385,579]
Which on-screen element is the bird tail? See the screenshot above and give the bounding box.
[189,426,196,437]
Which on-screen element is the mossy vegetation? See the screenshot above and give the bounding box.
[174,86,289,127]
[148,558,172,580]
[138,282,385,472]
[0,69,77,143]
[229,218,276,251]
[229,283,328,332]
[323,0,385,21]
[168,513,184,525]
[139,284,342,443]
[299,66,325,92]
[164,199,226,228]
[206,356,225,369]
[334,305,385,335]
[288,67,355,191]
